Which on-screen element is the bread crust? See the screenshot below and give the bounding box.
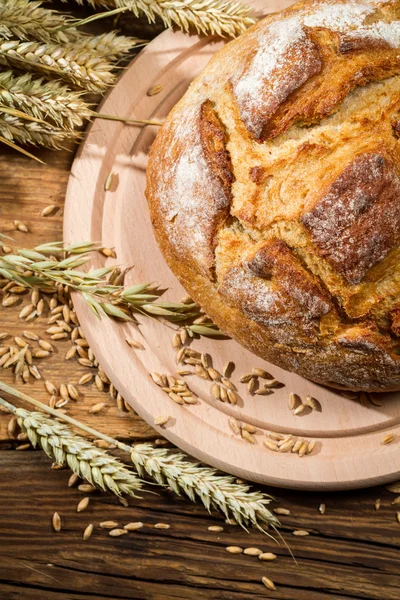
[146,0,400,391]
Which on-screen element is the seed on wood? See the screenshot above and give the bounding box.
[208,525,223,532]
[184,357,202,366]
[227,389,239,405]
[242,423,257,434]
[207,368,221,381]
[77,497,90,513]
[150,372,164,386]
[154,523,170,529]
[293,530,309,536]
[89,402,107,414]
[264,379,282,388]
[36,298,45,316]
[294,404,306,416]
[57,320,72,333]
[109,528,128,537]
[0,332,8,340]
[39,340,53,352]
[226,546,243,554]
[169,392,184,405]
[26,310,37,321]
[247,377,256,394]
[71,327,80,342]
[259,552,277,561]
[252,368,273,379]
[298,441,308,457]
[244,547,262,556]
[51,333,68,340]
[104,172,116,191]
[78,484,96,493]
[304,395,318,410]
[307,440,316,454]
[222,378,236,391]
[392,497,400,506]
[195,364,210,380]
[14,336,27,348]
[274,507,290,516]
[41,204,58,217]
[16,443,31,450]
[14,220,28,232]
[239,373,253,383]
[2,295,20,307]
[241,429,255,444]
[397,512,400,525]
[67,384,79,401]
[7,416,18,437]
[261,576,276,591]
[382,433,395,445]
[78,358,94,367]
[319,503,326,514]
[79,373,93,385]
[77,347,88,359]
[172,333,182,350]
[48,395,57,408]
[19,305,34,319]
[52,512,61,532]
[292,439,303,454]
[264,439,279,452]
[155,415,170,426]
[124,522,144,531]
[94,439,111,449]
[228,417,241,436]
[100,521,119,529]
[45,380,57,395]
[62,305,71,323]
[374,499,381,511]
[100,247,116,258]
[279,440,294,453]
[288,393,299,410]
[83,524,93,540]
[201,353,211,369]
[68,473,79,487]
[32,349,50,359]
[59,384,69,400]
[183,396,198,405]
[176,369,192,376]
[176,347,186,364]
[55,398,68,409]
[211,383,221,400]
[385,482,400,494]
[147,83,163,96]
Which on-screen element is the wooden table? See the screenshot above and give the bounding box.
[1,36,400,600]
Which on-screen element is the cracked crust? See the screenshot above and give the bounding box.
[146,0,400,391]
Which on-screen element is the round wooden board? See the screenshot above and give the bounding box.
[64,0,400,491]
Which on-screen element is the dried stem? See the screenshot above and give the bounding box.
[0,381,278,532]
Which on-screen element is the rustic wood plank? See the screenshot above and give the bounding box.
[0,145,154,443]
[1,452,400,600]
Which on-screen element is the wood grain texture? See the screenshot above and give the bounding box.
[1,452,400,600]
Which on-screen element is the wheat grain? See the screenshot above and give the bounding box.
[52,511,61,532]
[261,576,276,591]
[109,528,127,537]
[124,521,143,531]
[259,552,277,561]
[100,520,119,528]
[208,525,223,532]
[226,546,243,554]
[244,547,262,556]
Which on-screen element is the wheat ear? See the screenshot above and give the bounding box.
[0,113,77,148]
[0,381,278,532]
[1,396,143,497]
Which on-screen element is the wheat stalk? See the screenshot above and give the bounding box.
[0,242,224,332]
[1,396,143,496]
[0,382,278,531]
[0,0,82,44]
[75,0,255,37]
[0,71,91,130]
[0,38,128,92]
[71,31,146,59]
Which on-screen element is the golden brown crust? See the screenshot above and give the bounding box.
[146,0,400,391]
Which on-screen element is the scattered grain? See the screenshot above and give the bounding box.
[100,521,119,529]
[293,530,309,536]
[147,83,163,96]
[261,576,276,591]
[259,552,277,561]
[244,547,262,556]
[154,523,170,529]
[273,508,290,516]
[208,526,223,532]
[124,522,144,531]
[226,546,243,554]
[154,415,170,426]
[52,512,61,532]
[68,473,79,487]
[241,429,255,444]
[382,433,395,445]
[109,528,128,537]
[77,497,90,513]
[228,417,241,436]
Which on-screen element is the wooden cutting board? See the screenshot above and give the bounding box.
[64,0,400,490]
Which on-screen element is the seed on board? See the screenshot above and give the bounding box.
[169,393,184,405]
[247,377,256,394]
[228,417,241,436]
[100,521,119,529]
[83,523,94,540]
[126,338,145,350]
[244,547,263,556]
[154,523,170,529]
[262,576,276,591]
[0,332,8,340]
[374,499,381,511]
[211,383,221,400]
[298,441,308,457]
[288,393,299,410]
[304,395,318,410]
[52,512,61,532]
[195,364,210,380]
[220,386,228,402]
[279,440,294,453]
[382,433,395,445]
[7,416,19,437]
[109,528,128,537]
[79,373,93,385]
[39,340,53,352]
[223,361,234,378]
[241,429,255,444]
[59,384,69,401]
[147,83,163,96]
[45,380,57,396]
[154,415,170,426]
[14,219,28,232]
[226,546,243,554]
[207,368,221,381]
[264,439,279,452]
[274,508,290,516]
[67,384,79,401]
[150,372,164,386]
[307,440,316,454]
[208,525,223,532]
[242,423,257,434]
[124,522,144,531]
[100,247,116,258]
[391,497,400,506]
[222,378,236,391]
[51,333,68,340]
[264,379,282,388]
[68,473,79,487]
[294,404,306,416]
[252,368,272,379]
[172,333,182,350]
[14,336,27,348]
[385,482,400,494]
[259,552,277,561]
[78,358,94,367]
[2,295,20,307]
[89,402,107,414]
[78,484,96,493]
[319,503,326,515]
[201,353,211,369]
[292,439,303,454]
[227,389,239,405]
[41,204,58,217]
[19,304,34,319]
[293,530,309,536]
[77,497,90,513]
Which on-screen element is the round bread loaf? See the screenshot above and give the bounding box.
[146,0,400,392]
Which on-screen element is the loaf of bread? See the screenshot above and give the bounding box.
[146,0,400,392]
